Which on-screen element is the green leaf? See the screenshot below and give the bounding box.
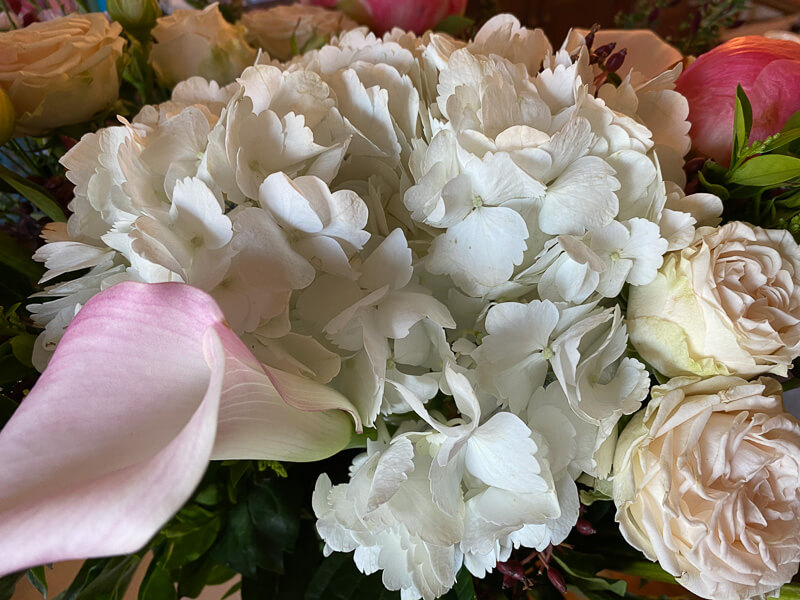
[552,555,626,597]
[0,231,44,281]
[762,128,800,154]
[257,460,287,478]
[697,170,730,200]
[0,572,24,600]
[246,481,300,560]
[579,488,613,506]
[304,553,400,600]
[778,583,800,599]
[26,567,48,599]
[138,566,176,600]
[221,582,241,600]
[175,554,215,599]
[732,84,753,164]
[165,516,221,569]
[210,501,270,578]
[782,110,800,133]
[728,154,800,187]
[10,334,36,368]
[442,568,476,600]
[0,353,37,386]
[434,14,474,36]
[0,165,66,222]
[193,483,221,507]
[779,189,800,209]
[55,556,143,600]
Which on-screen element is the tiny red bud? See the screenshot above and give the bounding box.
[576,518,596,535]
[594,42,616,60]
[547,567,568,593]
[604,48,627,73]
[684,156,707,175]
[497,560,525,581]
[59,135,78,151]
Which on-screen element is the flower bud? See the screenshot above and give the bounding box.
[0,86,15,145]
[547,567,568,593]
[604,48,627,73]
[593,41,616,59]
[107,0,161,35]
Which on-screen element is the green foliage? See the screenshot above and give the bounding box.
[616,0,747,56]
[434,15,475,38]
[0,163,65,222]
[55,556,144,600]
[0,230,44,281]
[0,572,25,600]
[696,88,800,239]
[0,304,38,394]
[552,555,627,598]
[26,567,48,599]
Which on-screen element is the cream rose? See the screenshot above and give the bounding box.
[241,4,357,62]
[0,14,125,137]
[613,376,800,600]
[150,3,256,87]
[628,222,800,378]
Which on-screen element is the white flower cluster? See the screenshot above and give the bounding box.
[30,15,721,599]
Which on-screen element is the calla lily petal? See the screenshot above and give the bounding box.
[212,325,362,461]
[0,281,360,575]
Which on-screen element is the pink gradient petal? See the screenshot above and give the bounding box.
[211,323,363,461]
[0,282,226,576]
[0,281,361,575]
[676,36,800,165]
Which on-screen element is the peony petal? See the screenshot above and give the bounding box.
[0,282,226,576]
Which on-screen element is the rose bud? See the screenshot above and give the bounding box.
[108,0,161,37]
[675,36,800,165]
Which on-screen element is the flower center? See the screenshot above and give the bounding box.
[541,347,554,360]
[610,250,621,261]
[472,196,484,209]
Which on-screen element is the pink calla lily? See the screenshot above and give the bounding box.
[0,281,361,576]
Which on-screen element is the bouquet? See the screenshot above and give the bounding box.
[2,2,800,600]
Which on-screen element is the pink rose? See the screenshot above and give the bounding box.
[675,35,800,165]
[302,0,466,34]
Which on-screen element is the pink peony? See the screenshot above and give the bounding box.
[675,35,800,165]
[302,0,466,34]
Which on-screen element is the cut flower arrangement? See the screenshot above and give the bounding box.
[2,2,800,600]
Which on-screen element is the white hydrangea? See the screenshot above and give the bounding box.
[29,15,713,599]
